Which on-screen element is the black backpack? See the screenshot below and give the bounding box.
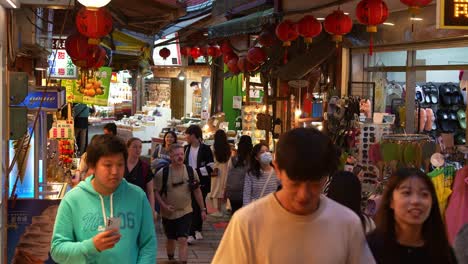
[160,165,199,197]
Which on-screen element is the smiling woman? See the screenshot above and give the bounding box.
[367,168,456,264]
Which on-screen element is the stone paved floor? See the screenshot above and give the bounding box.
[156,214,230,264]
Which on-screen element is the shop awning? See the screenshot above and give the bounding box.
[156,12,211,40]
[207,8,277,39]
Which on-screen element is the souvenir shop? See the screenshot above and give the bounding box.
[326,4,468,244]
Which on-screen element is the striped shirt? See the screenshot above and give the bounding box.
[243,169,280,206]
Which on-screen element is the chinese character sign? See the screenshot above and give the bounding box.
[49,38,78,79]
[439,0,468,28]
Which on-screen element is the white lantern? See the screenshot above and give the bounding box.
[77,0,111,9]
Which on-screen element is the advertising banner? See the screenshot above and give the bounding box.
[63,67,112,106]
[8,199,62,263]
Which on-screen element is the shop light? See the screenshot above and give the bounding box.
[177,70,186,81]
[410,17,423,21]
[77,0,111,8]
[295,108,302,117]
[383,22,395,26]
[317,18,325,21]
[6,0,18,8]
[344,12,349,15]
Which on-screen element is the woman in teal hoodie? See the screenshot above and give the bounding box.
[51,135,157,263]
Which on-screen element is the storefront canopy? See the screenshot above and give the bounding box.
[156,11,212,40]
[207,8,277,39]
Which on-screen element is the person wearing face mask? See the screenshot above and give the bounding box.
[242,143,280,206]
[367,168,457,264]
[213,128,374,264]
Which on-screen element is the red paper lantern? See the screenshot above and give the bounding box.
[190,46,201,59]
[159,47,171,60]
[76,7,113,45]
[356,0,389,33]
[324,10,353,43]
[275,20,299,47]
[160,47,171,60]
[200,45,209,57]
[400,0,432,14]
[93,46,107,68]
[180,46,191,57]
[247,47,266,65]
[257,31,275,47]
[207,45,222,58]
[223,52,238,65]
[65,33,90,60]
[72,45,102,69]
[237,57,256,73]
[297,15,322,44]
[221,41,233,54]
[180,47,188,56]
[227,58,240,74]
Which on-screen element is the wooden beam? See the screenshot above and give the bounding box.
[108,6,128,25]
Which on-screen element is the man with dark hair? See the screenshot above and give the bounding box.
[103,123,117,136]
[212,128,375,263]
[154,144,206,263]
[183,125,213,244]
[51,135,156,263]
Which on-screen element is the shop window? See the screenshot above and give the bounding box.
[422,70,460,83]
[370,72,406,113]
[368,51,407,67]
[416,47,468,66]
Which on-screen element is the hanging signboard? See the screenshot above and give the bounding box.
[62,67,112,106]
[437,0,468,29]
[48,38,78,79]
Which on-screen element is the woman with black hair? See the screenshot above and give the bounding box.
[367,168,456,264]
[242,143,280,206]
[225,135,253,214]
[327,171,375,234]
[209,130,232,217]
[151,131,177,172]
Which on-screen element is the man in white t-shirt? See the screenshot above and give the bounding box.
[212,128,376,264]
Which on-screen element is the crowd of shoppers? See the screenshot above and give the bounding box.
[52,123,464,264]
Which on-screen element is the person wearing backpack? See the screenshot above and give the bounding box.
[225,135,252,214]
[154,144,206,264]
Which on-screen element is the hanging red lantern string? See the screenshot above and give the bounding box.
[180,46,191,57]
[275,20,299,47]
[247,47,267,65]
[207,45,222,58]
[65,33,90,61]
[356,0,389,55]
[159,47,171,60]
[400,0,432,15]
[324,10,353,46]
[223,52,238,65]
[297,15,322,45]
[92,46,107,69]
[237,57,256,74]
[227,58,240,74]
[75,7,113,45]
[257,31,275,47]
[190,46,202,59]
[200,45,209,57]
[220,40,233,54]
[275,20,299,64]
